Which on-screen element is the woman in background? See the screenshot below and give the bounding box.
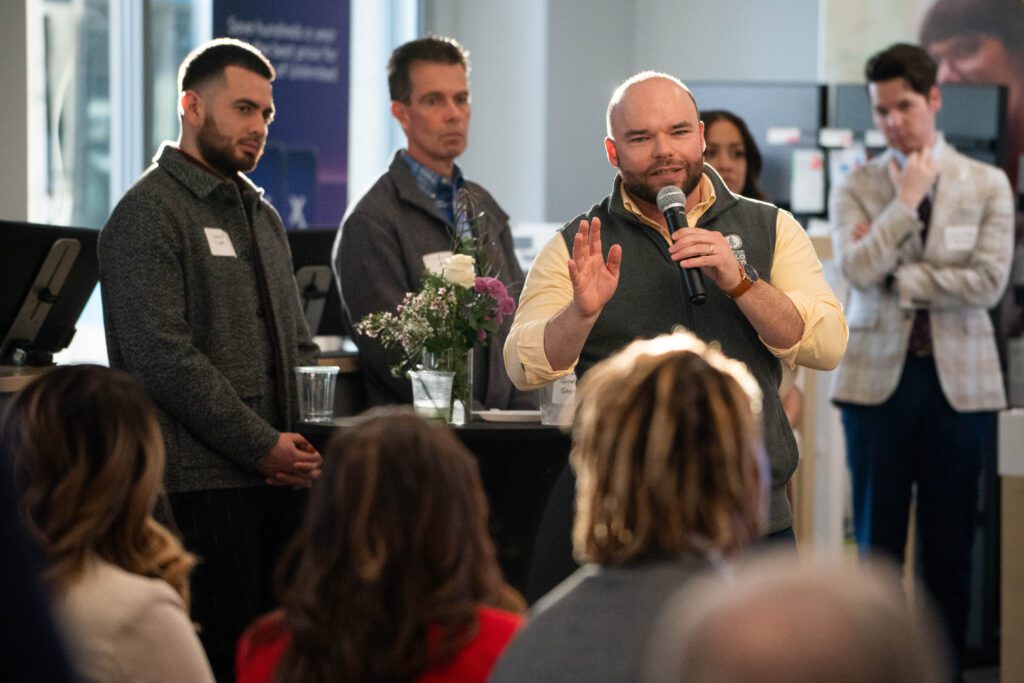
[702,109,766,201]
[4,364,213,683]
[704,108,803,425]
[703,109,805,511]
[236,409,524,682]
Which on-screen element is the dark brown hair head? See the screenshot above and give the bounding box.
[701,109,766,201]
[273,408,521,682]
[388,36,469,104]
[178,37,275,93]
[865,43,938,97]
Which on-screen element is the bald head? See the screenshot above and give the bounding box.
[649,554,951,683]
[602,71,706,208]
[606,72,698,139]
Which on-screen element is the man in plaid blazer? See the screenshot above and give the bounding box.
[830,43,1014,670]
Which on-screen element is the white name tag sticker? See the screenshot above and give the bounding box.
[944,224,979,252]
[422,250,454,274]
[204,228,237,257]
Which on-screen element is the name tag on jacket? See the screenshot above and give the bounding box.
[204,227,237,257]
[944,224,979,252]
[422,250,454,274]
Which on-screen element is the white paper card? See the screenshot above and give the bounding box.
[766,127,802,146]
[790,149,825,214]
[865,130,887,148]
[829,145,867,191]
[818,128,854,148]
[422,250,454,274]
[944,224,979,251]
[204,228,237,257]
[551,373,577,405]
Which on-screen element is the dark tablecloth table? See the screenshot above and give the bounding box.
[300,418,571,594]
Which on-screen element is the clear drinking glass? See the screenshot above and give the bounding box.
[294,366,340,423]
[410,369,455,422]
[540,373,577,426]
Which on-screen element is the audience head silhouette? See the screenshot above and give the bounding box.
[571,331,766,565]
[650,553,951,682]
[269,408,522,681]
[4,364,195,603]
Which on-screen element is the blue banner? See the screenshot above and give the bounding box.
[213,2,349,228]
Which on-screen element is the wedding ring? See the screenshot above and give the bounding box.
[707,245,714,256]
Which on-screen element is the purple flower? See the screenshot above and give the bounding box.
[475,276,516,325]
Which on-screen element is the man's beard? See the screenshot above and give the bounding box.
[197,115,262,176]
[620,158,702,205]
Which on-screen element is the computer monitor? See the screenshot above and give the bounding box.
[285,227,346,338]
[689,82,828,214]
[830,83,1007,166]
[0,221,99,366]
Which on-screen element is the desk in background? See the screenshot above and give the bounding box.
[300,418,571,594]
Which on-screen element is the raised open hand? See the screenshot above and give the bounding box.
[567,217,622,318]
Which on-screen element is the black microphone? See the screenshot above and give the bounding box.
[656,185,707,306]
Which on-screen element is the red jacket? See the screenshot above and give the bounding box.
[236,605,522,682]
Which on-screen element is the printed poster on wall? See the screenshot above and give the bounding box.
[213,1,349,229]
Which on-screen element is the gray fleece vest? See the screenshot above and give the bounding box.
[562,166,798,532]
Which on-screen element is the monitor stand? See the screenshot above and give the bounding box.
[1,237,82,366]
[294,264,333,336]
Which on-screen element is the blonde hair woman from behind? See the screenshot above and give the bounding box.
[489,332,767,683]
[4,364,214,683]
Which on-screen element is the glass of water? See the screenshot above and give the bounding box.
[410,369,455,422]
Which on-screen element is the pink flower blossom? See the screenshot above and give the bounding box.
[475,276,516,325]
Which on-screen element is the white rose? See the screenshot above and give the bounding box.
[441,254,476,289]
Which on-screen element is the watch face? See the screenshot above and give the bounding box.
[743,262,759,282]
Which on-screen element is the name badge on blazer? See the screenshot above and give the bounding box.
[944,225,979,252]
[422,250,454,274]
[204,227,238,257]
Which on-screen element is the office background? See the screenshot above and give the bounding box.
[2,0,941,228]
[2,1,1018,670]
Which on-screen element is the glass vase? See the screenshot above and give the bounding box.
[422,347,473,425]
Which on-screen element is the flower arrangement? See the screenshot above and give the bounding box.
[355,187,516,422]
[355,253,516,380]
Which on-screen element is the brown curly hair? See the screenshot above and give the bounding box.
[4,364,195,606]
[571,332,766,565]
[272,408,523,682]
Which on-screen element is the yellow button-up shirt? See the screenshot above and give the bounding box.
[503,174,848,388]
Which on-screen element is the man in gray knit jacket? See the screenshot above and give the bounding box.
[98,39,321,681]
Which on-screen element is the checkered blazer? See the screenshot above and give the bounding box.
[829,141,1014,411]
